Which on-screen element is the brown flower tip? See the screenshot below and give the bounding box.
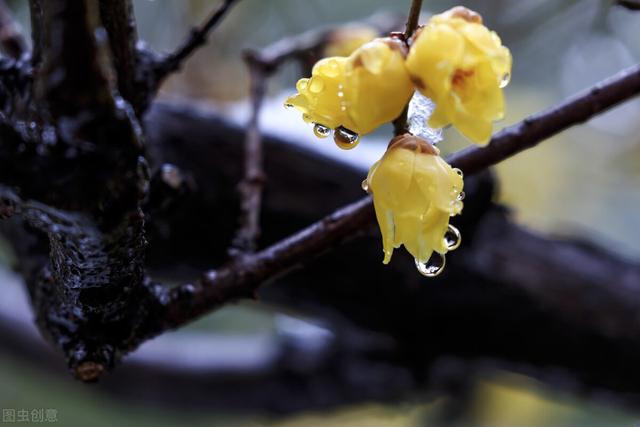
[388,133,439,155]
[75,361,105,382]
[410,74,426,90]
[446,6,483,24]
[381,37,408,57]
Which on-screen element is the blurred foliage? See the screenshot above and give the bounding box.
[1,0,640,426]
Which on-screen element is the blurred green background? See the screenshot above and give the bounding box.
[1,0,639,426]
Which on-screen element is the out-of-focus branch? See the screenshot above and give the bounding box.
[230,58,267,254]
[0,1,27,59]
[245,12,402,74]
[617,0,640,10]
[228,12,403,255]
[152,0,240,84]
[28,0,43,67]
[154,63,640,334]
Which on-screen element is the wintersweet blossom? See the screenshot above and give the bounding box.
[405,6,512,144]
[286,37,414,149]
[363,134,464,268]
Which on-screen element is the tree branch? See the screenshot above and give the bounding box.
[6,103,640,409]
[97,0,140,107]
[617,0,640,11]
[403,0,423,39]
[230,58,267,254]
[0,0,28,59]
[393,0,423,135]
[1,0,152,381]
[152,0,240,84]
[155,63,640,334]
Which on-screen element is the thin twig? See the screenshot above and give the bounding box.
[0,0,28,59]
[246,12,403,74]
[230,58,267,254]
[158,63,640,331]
[393,0,423,135]
[403,0,423,39]
[155,0,240,80]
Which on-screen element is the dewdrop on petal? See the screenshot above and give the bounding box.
[362,133,464,277]
[405,6,512,145]
[285,37,414,150]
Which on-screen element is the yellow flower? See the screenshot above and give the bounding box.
[286,37,414,149]
[364,134,464,268]
[324,24,378,57]
[405,6,512,144]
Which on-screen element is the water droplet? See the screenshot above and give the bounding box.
[334,126,360,150]
[499,72,510,88]
[325,59,340,77]
[444,224,461,251]
[309,77,325,93]
[284,103,294,109]
[313,123,331,138]
[296,79,309,92]
[415,253,446,277]
[454,168,463,178]
[361,179,369,192]
[457,191,465,201]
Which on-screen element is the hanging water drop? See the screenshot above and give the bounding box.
[499,72,511,88]
[415,253,446,277]
[334,126,360,150]
[296,79,309,92]
[313,124,331,139]
[457,191,465,201]
[309,77,325,93]
[284,103,294,109]
[443,224,461,251]
[454,168,463,178]
[361,179,369,193]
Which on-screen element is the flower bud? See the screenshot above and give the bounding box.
[364,134,464,265]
